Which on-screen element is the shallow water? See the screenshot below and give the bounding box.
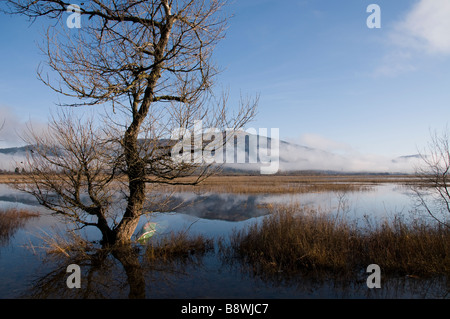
[0,183,448,299]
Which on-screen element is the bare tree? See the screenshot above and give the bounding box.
[17,111,123,242]
[3,0,257,246]
[413,129,450,228]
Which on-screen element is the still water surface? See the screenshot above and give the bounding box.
[0,183,448,298]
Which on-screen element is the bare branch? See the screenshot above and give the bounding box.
[5,0,257,246]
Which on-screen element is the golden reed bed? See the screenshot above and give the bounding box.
[0,173,419,194]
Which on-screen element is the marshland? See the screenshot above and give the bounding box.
[0,173,448,299]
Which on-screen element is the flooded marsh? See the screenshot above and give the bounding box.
[0,176,448,299]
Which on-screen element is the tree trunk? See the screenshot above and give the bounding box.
[86,206,116,247]
[111,23,171,245]
[112,127,147,245]
[97,213,117,247]
[114,181,146,245]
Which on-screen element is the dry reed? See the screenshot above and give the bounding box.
[224,204,450,278]
[0,208,39,245]
[153,175,383,194]
[145,231,214,263]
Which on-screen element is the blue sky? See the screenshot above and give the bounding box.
[1,0,450,161]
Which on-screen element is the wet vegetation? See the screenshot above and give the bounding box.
[22,226,215,298]
[222,204,450,280]
[2,173,416,194]
[0,208,39,245]
[0,175,449,298]
[153,175,398,194]
[145,231,214,264]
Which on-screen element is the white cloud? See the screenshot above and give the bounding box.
[0,105,46,148]
[393,0,450,55]
[375,0,450,76]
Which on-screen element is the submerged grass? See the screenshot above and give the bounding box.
[224,204,450,278]
[0,208,40,245]
[31,225,214,267]
[144,231,214,263]
[363,217,450,276]
[27,227,96,263]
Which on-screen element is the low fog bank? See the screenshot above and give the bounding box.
[0,153,27,171]
[0,136,422,174]
[277,142,421,174]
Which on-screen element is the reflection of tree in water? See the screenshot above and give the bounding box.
[111,247,146,299]
[23,241,211,299]
[22,247,129,298]
[21,240,450,299]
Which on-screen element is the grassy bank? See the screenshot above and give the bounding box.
[151,175,418,194]
[1,173,419,194]
[223,204,450,278]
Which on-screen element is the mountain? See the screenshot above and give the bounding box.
[0,135,420,174]
[0,146,31,155]
[392,154,422,163]
[0,145,30,171]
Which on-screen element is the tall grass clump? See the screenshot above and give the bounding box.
[226,205,450,278]
[30,228,96,260]
[145,231,214,264]
[0,208,40,245]
[363,217,450,276]
[227,205,360,276]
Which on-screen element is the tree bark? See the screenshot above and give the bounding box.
[112,127,146,245]
[112,17,174,246]
[97,212,116,246]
